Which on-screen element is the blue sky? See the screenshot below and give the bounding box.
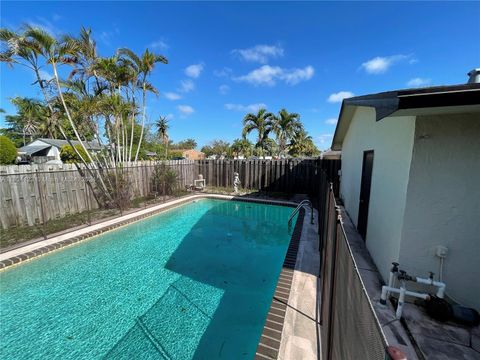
[1,1,479,150]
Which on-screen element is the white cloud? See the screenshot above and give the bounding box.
[235,65,314,86]
[178,105,194,117]
[185,63,204,78]
[178,79,195,93]
[98,28,120,47]
[224,103,267,112]
[232,44,284,63]
[213,67,233,78]
[28,17,61,36]
[325,118,338,125]
[219,84,230,95]
[282,66,315,85]
[165,113,174,120]
[407,77,431,87]
[163,92,181,100]
[361,54,414,74]
[317,133,333,147]
[327,91,354,103]
[149,40,169,50]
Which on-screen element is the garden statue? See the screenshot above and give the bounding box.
[233,172,241,194]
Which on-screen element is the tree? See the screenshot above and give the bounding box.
[231,138,252,158]
[201,140,230,158]
[272,109,303,157]
[155,116,169,159]
[0,136,17,164]
[60,144,91,164]
[242,108,274,159]
[175,138,197,150]
[211,140,230,157]
[263,138,279,157]
[118,48,168,162]
[288,129,320,158]
[1,25,169,209]
[200,145,214,157]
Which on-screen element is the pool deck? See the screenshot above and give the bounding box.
[0,193,321,360]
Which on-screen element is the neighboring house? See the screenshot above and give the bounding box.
[181,149,205,160]
[320,149,341,160]
[331,74,480,310]
[18,138,102,164]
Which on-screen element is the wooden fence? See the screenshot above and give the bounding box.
[196,159,340,196]
[0,160,195,230]
[0,159,340,230]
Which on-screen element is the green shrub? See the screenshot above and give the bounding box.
[168,150,184,159]
[0,136,17,164]
[151,163,178,195]
[60,145,90,164]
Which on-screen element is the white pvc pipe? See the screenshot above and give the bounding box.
[415,277,446,298]
[381,286,430,302]
[380,285,430,318]
[396,286,406,319]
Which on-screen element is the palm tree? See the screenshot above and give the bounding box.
[231,138,252,158]
[242,108,274,159]
[118,48,167,162]
[156,116,169,159]
[272,108,303,157]
[288,129,320,157]
[0,28,65,143]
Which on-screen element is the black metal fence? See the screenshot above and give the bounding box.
[318,182,390,360]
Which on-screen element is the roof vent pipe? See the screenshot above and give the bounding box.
[467,68,480,84]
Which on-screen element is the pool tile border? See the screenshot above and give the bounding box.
[0,195,298,271]
[255,208,305,360]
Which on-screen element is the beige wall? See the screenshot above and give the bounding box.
[340,107,416,281]
[399,113,480,310]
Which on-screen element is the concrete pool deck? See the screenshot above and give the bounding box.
[0,193,320,359]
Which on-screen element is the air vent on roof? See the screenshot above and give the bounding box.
[467,68,480,84]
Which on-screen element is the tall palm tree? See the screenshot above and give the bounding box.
[118,48,167,162]
[242,108,274,159]
[156,116,169,159]
[272,108,303,157]
[0,28,65,143]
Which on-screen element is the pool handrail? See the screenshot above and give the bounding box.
[288,200,314,228]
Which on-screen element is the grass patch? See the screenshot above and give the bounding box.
[0,208,119,249]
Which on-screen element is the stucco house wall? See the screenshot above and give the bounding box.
[399,112,480,310]
[340,107,416,281]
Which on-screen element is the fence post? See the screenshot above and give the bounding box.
[35,170,48,240]
[326,203,341,360]
[85,177,91,225]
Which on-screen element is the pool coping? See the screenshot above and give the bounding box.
[0,193,311,359]
[255,207,305,360]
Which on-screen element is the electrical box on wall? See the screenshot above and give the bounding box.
[435,245,448,258]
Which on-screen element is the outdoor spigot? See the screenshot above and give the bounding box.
[398,270,411,281]
[428,271,434,280]
[391,262,399,273]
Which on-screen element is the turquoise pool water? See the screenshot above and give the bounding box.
[0,199,295,359]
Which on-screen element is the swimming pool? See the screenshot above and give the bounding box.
[0,198,296,359]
